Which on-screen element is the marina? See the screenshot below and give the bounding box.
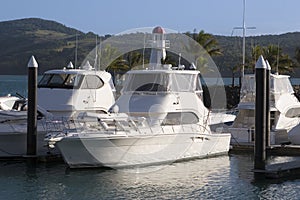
[2,0,300,197]
[2,27,300,174]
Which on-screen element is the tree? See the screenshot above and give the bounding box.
[186,30,222,56]
[295,47,300,67]
[249,44,294,74]
[184,30,222,72]
[125,50,144,69]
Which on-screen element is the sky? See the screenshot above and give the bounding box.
[1,0,300,36]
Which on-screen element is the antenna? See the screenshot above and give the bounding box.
[74,33,78,69]
[98,38,102,71]
[276,42,280,75]
[94,35,98,69]
[142,33,146,69]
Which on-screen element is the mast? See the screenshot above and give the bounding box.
[75,33,78,69]
[242,0,246,80]
[232,0,255,86]
[94,35,98,69]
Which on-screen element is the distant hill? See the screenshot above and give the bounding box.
[0,18,110,74]
[213,33,300,77]
[1,18,300,76]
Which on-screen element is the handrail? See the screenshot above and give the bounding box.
[44,115,212,137]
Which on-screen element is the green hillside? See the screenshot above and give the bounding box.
[213,33,300,76]
[0,18,300,76]
[0,18,109,74]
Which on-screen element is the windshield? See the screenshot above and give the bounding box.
[38,73,83,89]
[241,75,294,94]
[122,72,201,93]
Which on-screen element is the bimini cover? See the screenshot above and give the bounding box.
[276,93,300,116]
[275,93,300,130]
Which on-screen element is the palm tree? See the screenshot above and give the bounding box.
[125,50,144,70]
[186,30,222,57]
[195,30,222,57]
[184,30,222,72]
[249,44,294,74]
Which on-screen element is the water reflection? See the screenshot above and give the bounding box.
[1,155,300,199]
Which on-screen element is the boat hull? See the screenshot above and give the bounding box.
[229,127,289,145]
[0,120,60,157]
[0,130,52,157]
[57,132,231,168]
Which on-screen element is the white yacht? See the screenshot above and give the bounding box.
[47,26,231,168]
[229,73,300,145]
[37,61,115,118]
[0,61,116,157]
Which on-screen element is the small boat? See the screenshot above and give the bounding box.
[0,94,20,111]
[228,73,300,145]
[0,96,52,157]
[47,26,231,168]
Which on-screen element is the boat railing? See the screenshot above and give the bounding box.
[44,116,83,134]
[45,114,211,136]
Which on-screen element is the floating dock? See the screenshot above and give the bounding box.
[254,160,300,179]
[230,144,300,156]
[230,144,300,179]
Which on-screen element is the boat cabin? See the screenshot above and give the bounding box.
[113,67,208,126]
[37,62,115,118]
[231,74,300,144]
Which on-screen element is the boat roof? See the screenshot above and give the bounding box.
[245,73,290,79]
[44,69,104,75]
[126,69,200,75]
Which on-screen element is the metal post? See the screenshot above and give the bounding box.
[254,55,267,170]
[27,55,38,156]
[265,60,271,147]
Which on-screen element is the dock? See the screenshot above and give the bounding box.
[258,160,300,179]
[230,144,300,179]
[230,144,300,156]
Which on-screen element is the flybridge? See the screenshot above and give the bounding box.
[37,61,116,117]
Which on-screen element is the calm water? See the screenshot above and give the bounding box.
[2,75,300,199]
[0,75,28,97]
[1,154,300,200]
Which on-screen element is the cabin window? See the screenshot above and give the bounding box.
[271,77,294,94]
[38,74,83,89]
[162,112,199,125]
[39,74,52,86]
[80,75,104,89]
[169,74,196,92]
[122,73,200,93]
[123,73,168,92]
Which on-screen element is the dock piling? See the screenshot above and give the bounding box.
[265,60,271,147]
[254,55,267,170]
[27,55,38,156]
